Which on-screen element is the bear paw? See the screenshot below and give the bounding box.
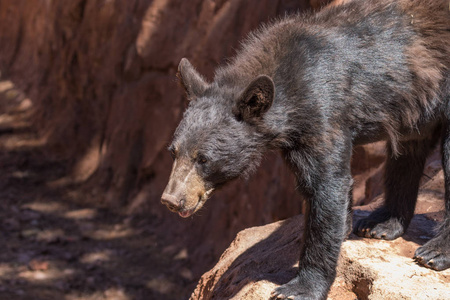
[354,207,405,240]
[414,235,450,271]
[270,276,326,300]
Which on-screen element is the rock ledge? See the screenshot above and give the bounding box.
[191,210,450,300]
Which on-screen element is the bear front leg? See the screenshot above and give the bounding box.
[272,147,352,300]
[414,218,450,270]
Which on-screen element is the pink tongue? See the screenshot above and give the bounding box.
[179,211,191,218]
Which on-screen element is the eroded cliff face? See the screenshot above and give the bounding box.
[0,0,390,288]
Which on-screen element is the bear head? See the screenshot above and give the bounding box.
[161,58,275,217]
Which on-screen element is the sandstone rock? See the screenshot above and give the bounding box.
[191,214,450,300]
[191,169,450,300]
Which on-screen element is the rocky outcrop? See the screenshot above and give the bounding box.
[191,168,449,300]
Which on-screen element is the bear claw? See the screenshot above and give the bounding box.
[270,292,286,299]
[414,237,450,271]
[354,209,405,241]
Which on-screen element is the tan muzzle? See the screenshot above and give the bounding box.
[161,158,210,217]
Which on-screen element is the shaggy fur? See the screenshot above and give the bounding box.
[163,0,450,299]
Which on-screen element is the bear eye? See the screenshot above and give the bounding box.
[168,146,177,159]
[197,153,208,164]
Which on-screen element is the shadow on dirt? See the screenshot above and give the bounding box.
[0,78,195,300]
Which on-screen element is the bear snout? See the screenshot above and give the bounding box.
[161,193,185,212]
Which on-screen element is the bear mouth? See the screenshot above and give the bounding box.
[178,209,194,218]
[178,188,214,218]
[178,198,204,218]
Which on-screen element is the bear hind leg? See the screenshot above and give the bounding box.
[355,136,437,240]
[415,94,450,270]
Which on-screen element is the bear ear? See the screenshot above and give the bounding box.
[177,58,209,101]
[233,75,275,122]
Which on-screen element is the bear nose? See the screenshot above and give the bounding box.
[161,193,183,212]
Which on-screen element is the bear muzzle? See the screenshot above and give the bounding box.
[161,158,213,217]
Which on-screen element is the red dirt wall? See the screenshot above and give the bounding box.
[0,0,384,276]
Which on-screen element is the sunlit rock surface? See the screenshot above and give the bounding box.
[191,168,450,300]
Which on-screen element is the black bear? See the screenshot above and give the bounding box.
[161,0,450,298]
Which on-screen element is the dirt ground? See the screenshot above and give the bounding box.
[0,79,195,299]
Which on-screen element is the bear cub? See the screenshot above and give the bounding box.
[162,0,450,299]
